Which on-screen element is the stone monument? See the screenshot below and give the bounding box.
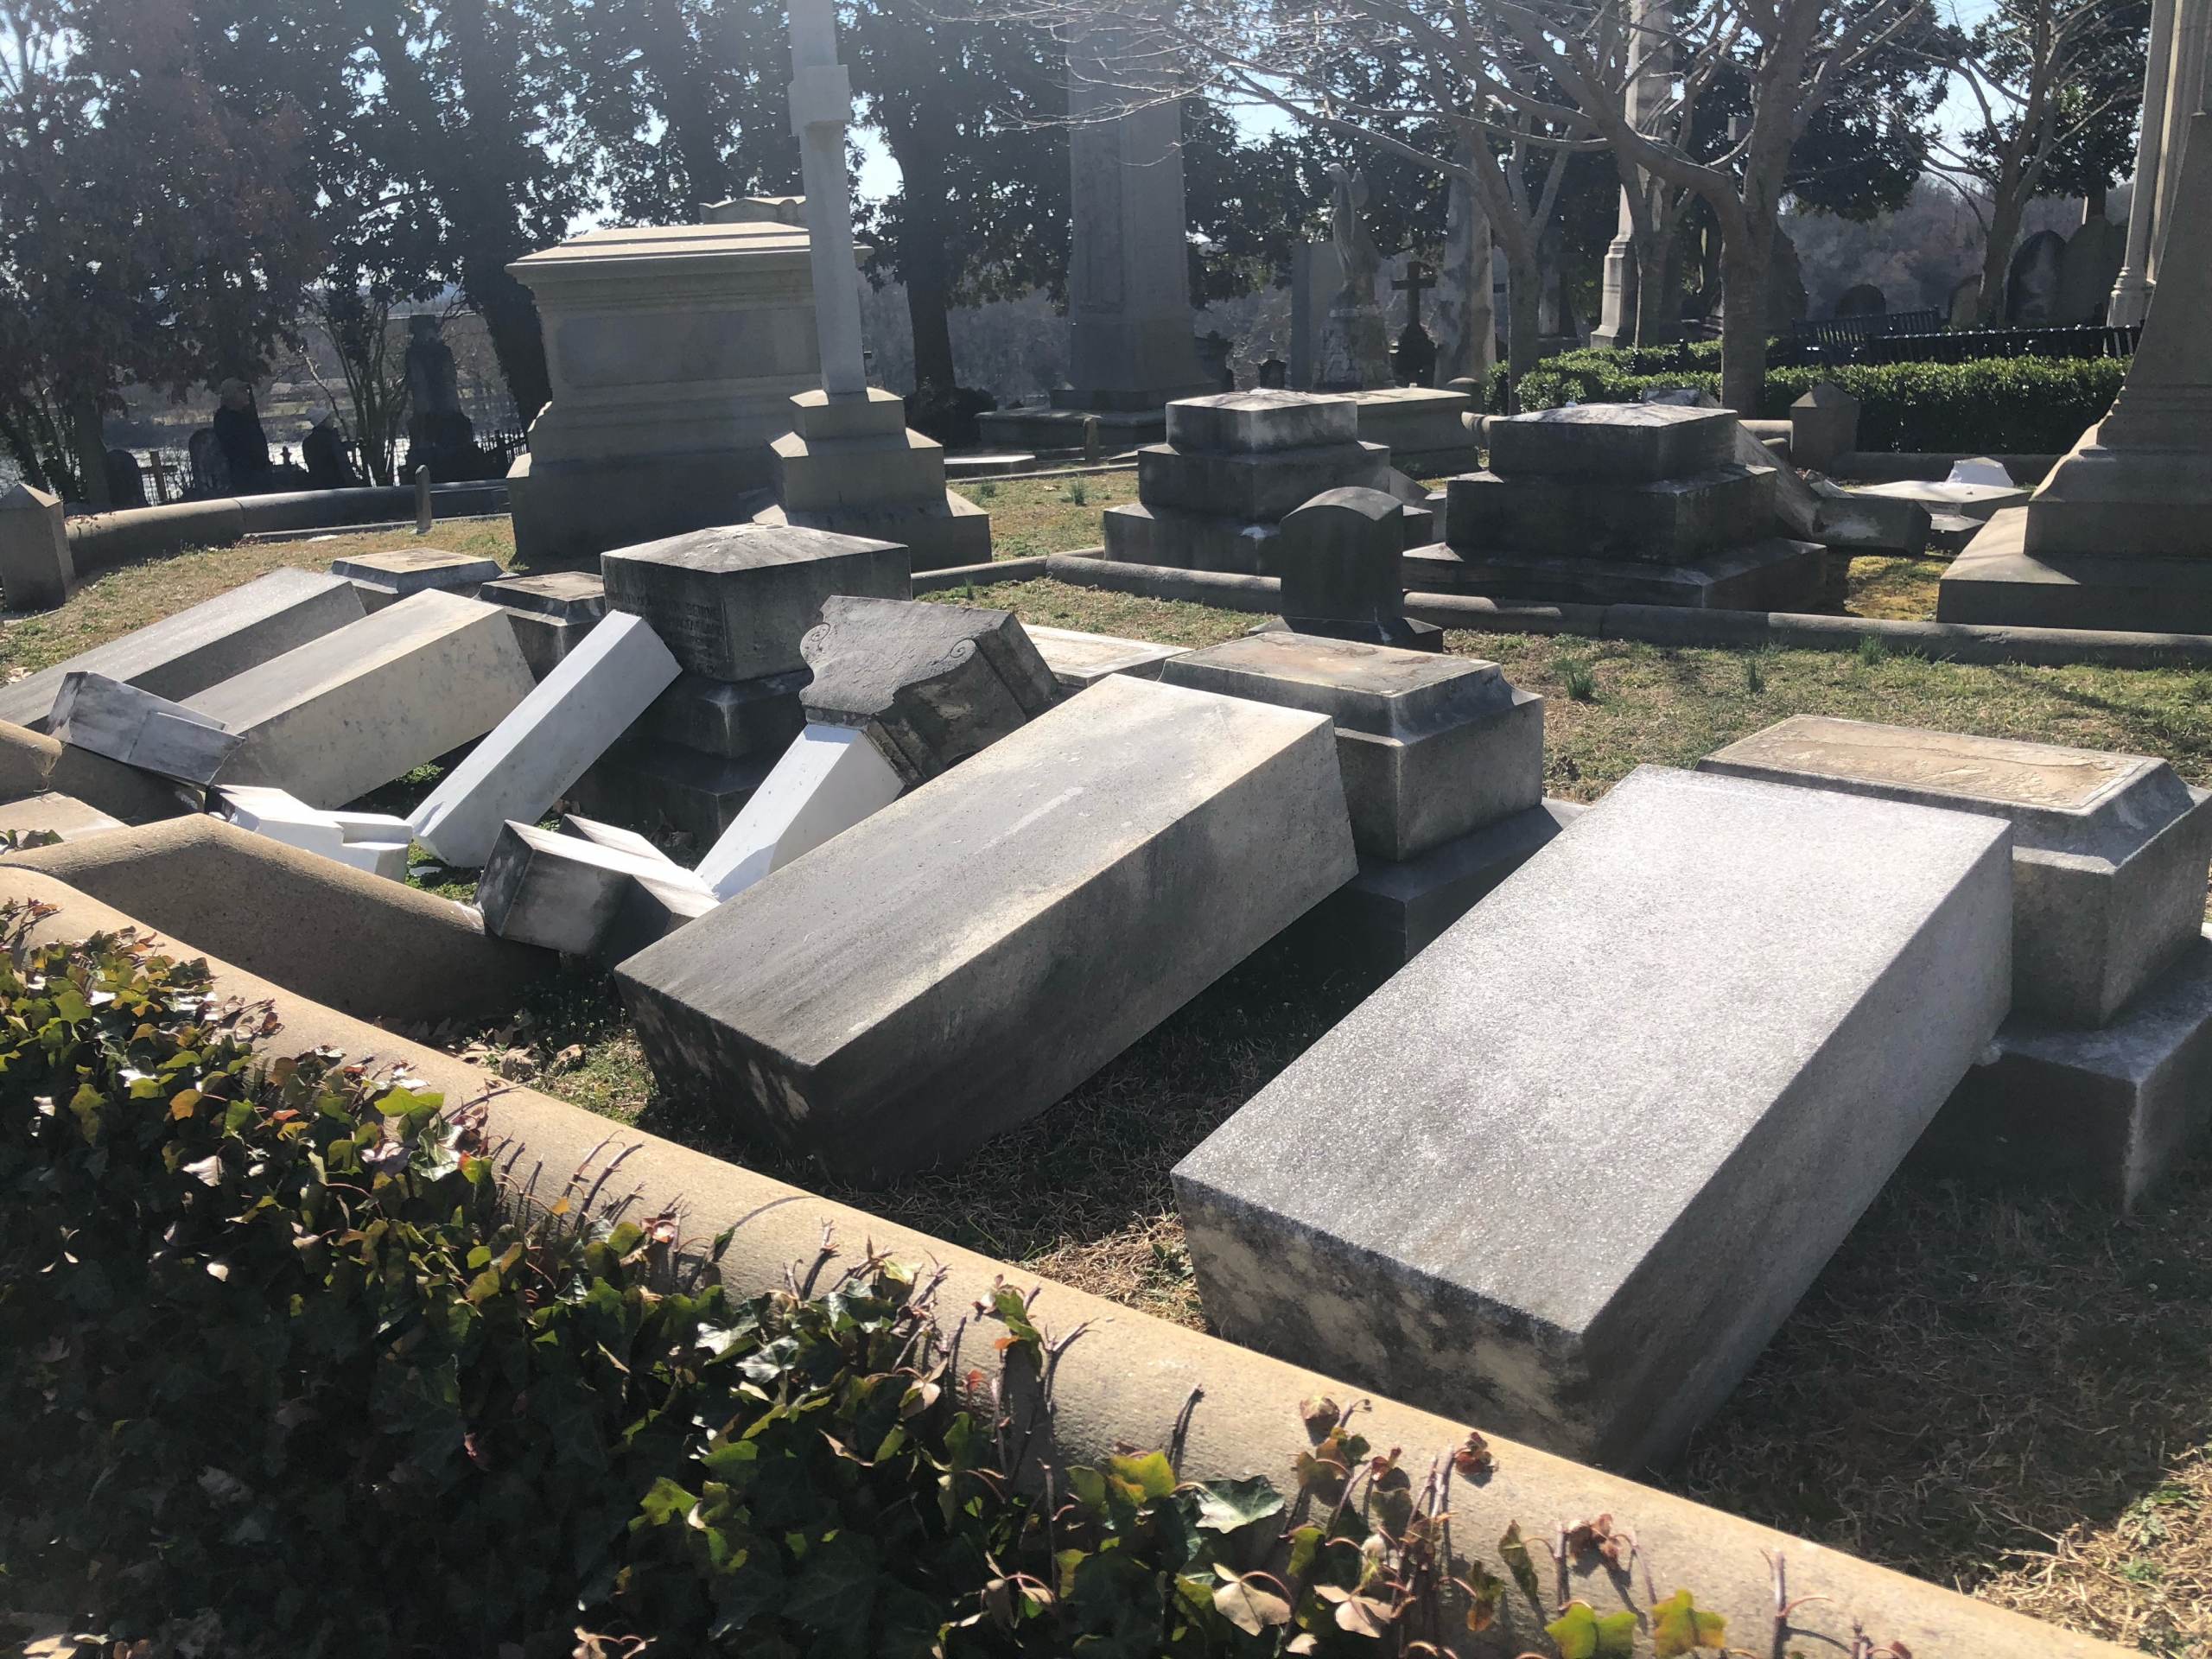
[975,26,1213,451]
[2005,229,2066,323]
[746,0,990,570]
[403,315,480,479]
[1313,165,1393,392]
[1940,111,2212,631]
[1590,0,1673,349]
[2109,0,2209,326]
[1432,143,1496,387]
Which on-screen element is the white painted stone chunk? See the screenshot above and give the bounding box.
[48,672,241,786]
[1173,766,2013,1471]
[1947,455,2016,487]
[694,722,904,899]
[407,612,682,868]
[215,785,414,881]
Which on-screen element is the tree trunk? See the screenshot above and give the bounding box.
[1718,241,1770,416]
[891,153,958,393]
[468,264,551,425]
[1631,226,1681,346]
[69,397,109,511]
[1976,188,2024,326]
[1503,250,1542,412]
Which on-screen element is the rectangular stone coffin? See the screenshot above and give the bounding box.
[1173,766,2012,1471]
[0,568,365,732]
[407,612,683,868]
[601,523,910,681]
[617,675,1357,1181]
[1699,715,2212,1027]
[187,589,537,809]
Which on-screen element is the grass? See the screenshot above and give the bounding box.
[968,467,1133,559]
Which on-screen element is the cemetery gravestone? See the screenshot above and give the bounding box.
[618,675,1357,1181]
[0,482,74,613]
[1274,487,1440,650]
[1834,283,1887,317]
[48,674,240,787]
[1023,626,1189,695]
[477,569,609,678]
[331,548,502,612]
[1174,765,2012,1469]
[479,821,716,957]
[2006,230,2067,324]
[0,568,365,733]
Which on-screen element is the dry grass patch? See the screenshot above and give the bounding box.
[1845,552,1949,620]
[962,467,1134,559]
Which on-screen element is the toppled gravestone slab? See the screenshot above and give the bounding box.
[693,724,905,899]
[1173,766,2012,1471]
[187,589,536,809]
[478,821,715,957]
[48,673,241,787]
[0,568,365,732]
[601,523,909,681]
[1024,626,1189,695]
[799,595,1057,785]
[1700,715,2212,1026]
[618,675,1357,1182]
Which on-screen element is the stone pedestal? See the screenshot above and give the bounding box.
[330,549,499,612]
[505,219,839,565]
[1026,626,1189,695]
[478,570,608,678]
[1103,391,1399,575]
[1788,383,1860,473]
[1342,387,1478,476]
[753,388,991,570]
[1433,404,1826,611]
[1943,111,2212,630]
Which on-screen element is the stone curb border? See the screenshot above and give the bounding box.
[907,551,2212,671]
[65,482,512,576]
[0,863,2127,1659]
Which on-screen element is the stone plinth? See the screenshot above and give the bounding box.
[616,675,1357,1182]
[1788,383,1860,472]
[1440,404,1824,612]
[799,596,1056,785]
[601,522,909,681]
[1173,766,2013,1470]
[754,387,992,570]
[1103,391,1400,575]
[505,219,848,564]
[569,739,774,846]
[478,569,608,678]
[1699,715,2212,1027]
[187,590,537,809]
[1343,387,1478,475]
[330,548,500,611]
[0,569,365,733]
[1024,626,1189,694]
[1160,632,1541,860]
[637,671,810,759]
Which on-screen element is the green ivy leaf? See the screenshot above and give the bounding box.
[1192,1474,1283,1534]
[1547,1599,1640,1659]
[1106,1450,1177,1503]
[1501,1521,1544,1607]
[1651,1588,1726,1656]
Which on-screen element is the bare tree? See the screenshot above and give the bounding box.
[1929,0,2146,324]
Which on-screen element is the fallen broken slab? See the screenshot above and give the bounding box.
[48,672,241,786]
[619,674,1357,1181]
[1174,765,2012,1470]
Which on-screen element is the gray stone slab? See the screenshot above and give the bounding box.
[0,791,125,843]
[477,569,608,620]
[617,675,1357,1181]
[1929,927,2212,1211]
[1487,404,1739,484]
[408,612,683,868]
[1402,537,1827,612]
[638,671,810,760]
[799,596,1058,785]
[0,568,366,732]
[48,673,241,787]
[1165,389,1359,454]
[1173,766,2013,1470]
[1024,626,1189,695]
[571,737,774,845]
[1810,480,1932,556]
[559,811,679,866]
[1161,633,1539,860]
[1100,503,1284,575]
[1446,465,1776,560]
[601,523,911,681]
[1936,507,2212,633]
[477,820,714,956]
[1137,441,1391,520]
[331,549,501,607]
[1700,716,2212,1026]
[187,589,537,810]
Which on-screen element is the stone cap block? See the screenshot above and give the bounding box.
[1699,715,2198,861]
[1488,403,1739,483]
[330,549,501,594]
[1137,441,1391,522]
[1023,626,1189,692]
[601,522,910,681]
[1160,632,1511,739]
[1165,389,1359,455]
[800,595,1057,785]
[790,385,911,442]
[478,569,607,620]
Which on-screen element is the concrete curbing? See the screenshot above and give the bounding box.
[1011,552,2212,667]
[0,864,2133,1659]
[911,555,1051,593]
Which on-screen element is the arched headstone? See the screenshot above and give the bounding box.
[1834,283,1887,318]
[2005,230,2066,323]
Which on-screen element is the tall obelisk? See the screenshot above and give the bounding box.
[754,0,991,569]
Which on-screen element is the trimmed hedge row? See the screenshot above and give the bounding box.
[1497,347,2123,456]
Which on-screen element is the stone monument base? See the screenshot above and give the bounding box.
[1404,537,1827,611]
[1344,387,1477,476]
[1936,507,2212,632]
[758,388,992,571]
[976,381,1218,453]
[510,452,772,568]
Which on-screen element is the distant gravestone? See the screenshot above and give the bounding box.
[1834,283,1887,318]
[2006,230,2066,324]
[2059,214,2126,323]
[105,448,147,509]
[1948,274,1983,327]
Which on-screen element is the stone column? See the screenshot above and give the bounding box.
[1433,147,1496,386]
[785,0,867,396]
[1060,26,1211,408]
[2108,0,2175,326]
[2151,0,2212,292]
[1591,0,1669,348]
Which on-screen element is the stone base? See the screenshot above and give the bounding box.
[762,389,992,570]
[1025,626,1190,695]
[1937,507,2212,632]
[1924,927,2212,1211]
[1105,502,1433,576]
[977,403,1185,451]
[1345,387,1478,477]
[1405,537,1827,611]
[753,492,990,572]
[1286,799,1583,982]
[1276,617,1444,652]
[1447,464,1775,561]
[508,451,772,567]
[479,570,609,681]
[570,737,774,848]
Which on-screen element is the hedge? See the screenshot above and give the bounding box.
[0,905,1743,1658]
[1497,346,2123,456]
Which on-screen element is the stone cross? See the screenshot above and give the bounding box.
[1393,261,1435,329]
[785,0,868,397]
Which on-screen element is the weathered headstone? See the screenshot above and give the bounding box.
[0,482,74,613]
[798,596,1058,785]
[188,589,537,809]
[2005,229,2067,324]
[1699,715,2212,1026]
[1174,765,2012,1469]
[1788,382,1860,474]
[0,569,365,733]
[617,675,1357,1181]
[1275,487,1439,650]
[48,674,241,787]
[478,820,715,956]
[476,569,607,678]
[601,523,909,681]
[407,612,683,868]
